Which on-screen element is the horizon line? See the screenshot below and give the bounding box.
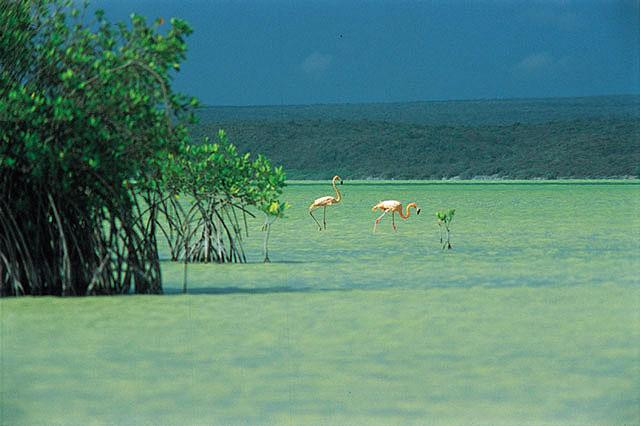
[197,93,640,109]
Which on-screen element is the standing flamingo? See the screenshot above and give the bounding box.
[371,200,421,232]
[309,175,343,230]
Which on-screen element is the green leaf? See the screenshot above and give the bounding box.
[61,69,74,80]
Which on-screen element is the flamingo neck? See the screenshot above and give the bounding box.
[333,179,341,203]
[399,205,413,219]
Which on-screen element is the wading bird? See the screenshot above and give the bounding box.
[371,200,421,232]
[309,175,343,230]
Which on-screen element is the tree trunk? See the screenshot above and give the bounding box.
[263,217,273,263]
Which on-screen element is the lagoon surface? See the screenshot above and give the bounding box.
[2,182,639,424]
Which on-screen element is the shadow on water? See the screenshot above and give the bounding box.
[164,286,353,296]
[159,259,312,265]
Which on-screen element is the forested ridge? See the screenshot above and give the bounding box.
[191,96,640,179]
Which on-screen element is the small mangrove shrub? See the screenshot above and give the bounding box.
[436,209,455,250]
[159,129,287,264]
[261,200,290,263]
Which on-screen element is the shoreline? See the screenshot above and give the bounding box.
[286,178,640,185]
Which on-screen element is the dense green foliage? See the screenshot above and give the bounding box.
[193,97,640,179]
[0,1,286,296]
[0,0,196,295]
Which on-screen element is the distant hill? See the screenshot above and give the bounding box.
[191,95,640,179]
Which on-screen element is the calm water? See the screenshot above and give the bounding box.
[2,182,639,425]
[162,181,640,292]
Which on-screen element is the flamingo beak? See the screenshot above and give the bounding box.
[340,180,344,185]
[417,208,421,215]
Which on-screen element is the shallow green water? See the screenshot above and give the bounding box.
[2,182,639,425]
[163,181,639,292]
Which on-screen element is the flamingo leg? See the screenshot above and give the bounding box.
[323,206,327,230]
[373,210,387,233]
[392,212,397,231]
[309,209,322,231]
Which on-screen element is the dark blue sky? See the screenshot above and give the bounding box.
[93,0,639,106]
